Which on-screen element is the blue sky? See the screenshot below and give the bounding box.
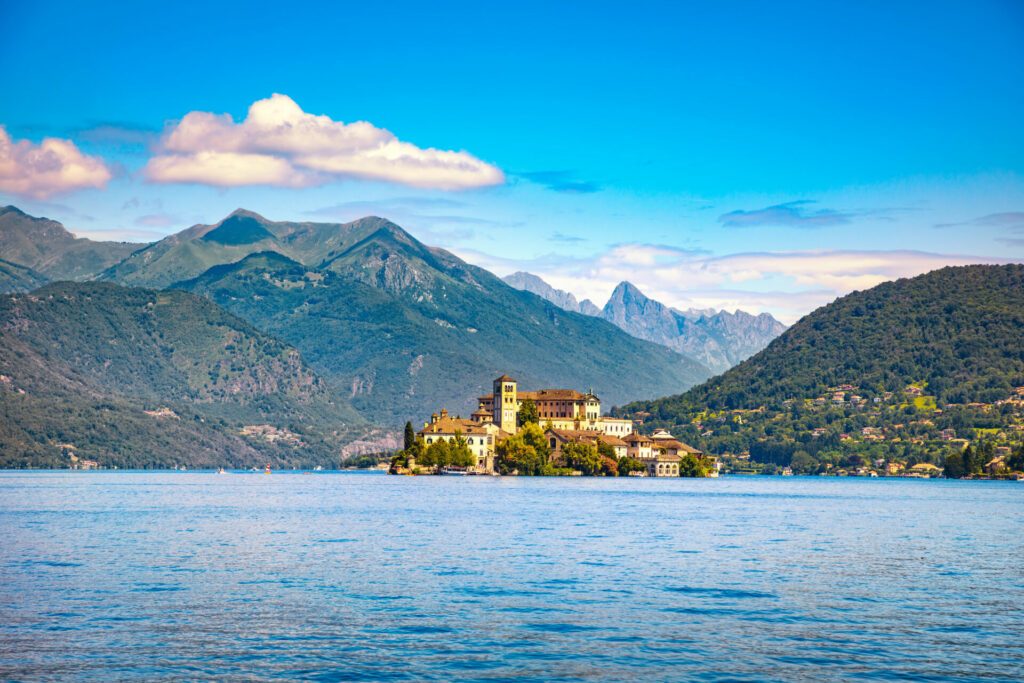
[1,0,1022,321]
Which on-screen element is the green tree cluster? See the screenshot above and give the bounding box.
[495,423,550,475]
[517,399,539,428]
[417,433,475,469]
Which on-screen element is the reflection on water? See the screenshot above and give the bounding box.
[1,472,1022,681]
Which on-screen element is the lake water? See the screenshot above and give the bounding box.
[0,472,1022,682]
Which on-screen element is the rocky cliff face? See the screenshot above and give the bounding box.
[600,281,787,374]
[503,272,787,374]
[503,271,600,315]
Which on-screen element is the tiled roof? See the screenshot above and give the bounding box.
[546,428,627,448]
[419,416,491,436]
[520,389,589,401]
[494,374,516,382]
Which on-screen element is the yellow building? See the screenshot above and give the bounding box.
[475,374,635,436]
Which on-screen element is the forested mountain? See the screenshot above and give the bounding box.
[0,206,143,282]
[617,265,1024,471]
[174,224,712,424]
[0,259,47,293]
[0,282,364,469]
[503,272,786,372]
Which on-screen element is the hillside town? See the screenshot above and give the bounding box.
[390,374,718,477]
[629,383,1024,479]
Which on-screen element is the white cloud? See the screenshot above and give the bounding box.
[144,94,505,191]
[454,244,1012,324]
[0,126,112,199]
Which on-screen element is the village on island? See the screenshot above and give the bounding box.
[389,374,719,477]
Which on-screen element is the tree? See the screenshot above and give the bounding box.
[678,454,708,477]
[496,434,543,475]
[944,450,966,479]
[447,433,475,468]
[518,422,551,461]
[617,456,646,476]
[599,455,619,476]
[1008,443,1024,472]
[790,450,819,474]
[517,399,539,428]
[562,442,603,475]
[403,421,416,450]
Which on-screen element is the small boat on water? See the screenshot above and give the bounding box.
[217,467,226,475]
[264,464,272,475]
[440,467,468,476]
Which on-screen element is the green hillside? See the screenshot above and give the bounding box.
[0,205,143,280]
[617,265,1024,471]
[0,282,365,469]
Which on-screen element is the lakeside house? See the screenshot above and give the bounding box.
[418,408,508,472]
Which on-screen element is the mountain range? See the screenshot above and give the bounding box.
[503,272,786,373]
[0,208,713,458]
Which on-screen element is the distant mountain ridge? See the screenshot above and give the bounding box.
[0,205,143,282]
[503,272,601,315]
[503,272,786,373]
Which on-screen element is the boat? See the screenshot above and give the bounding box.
[440,467,468,476]
[264,464,272,475]
[217,467,226,475]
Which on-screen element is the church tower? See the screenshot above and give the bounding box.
[493,374,518,433]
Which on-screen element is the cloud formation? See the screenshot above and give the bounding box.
[144,94,505,190]
[719,200,853,228]
[519,170,601,194]
[0,126,113,199]
[457,244,1011,324]
[935,211,1024,231]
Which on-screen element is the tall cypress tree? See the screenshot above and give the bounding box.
[404,421,416,451]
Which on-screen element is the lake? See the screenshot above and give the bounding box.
[0,472,1021,681]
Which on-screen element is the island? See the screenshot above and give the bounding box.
[389,374,717,477]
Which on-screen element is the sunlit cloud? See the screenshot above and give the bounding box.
[0,125,113,199]
[144,94,505,190]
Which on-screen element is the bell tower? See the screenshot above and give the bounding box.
[493,374,518,433]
